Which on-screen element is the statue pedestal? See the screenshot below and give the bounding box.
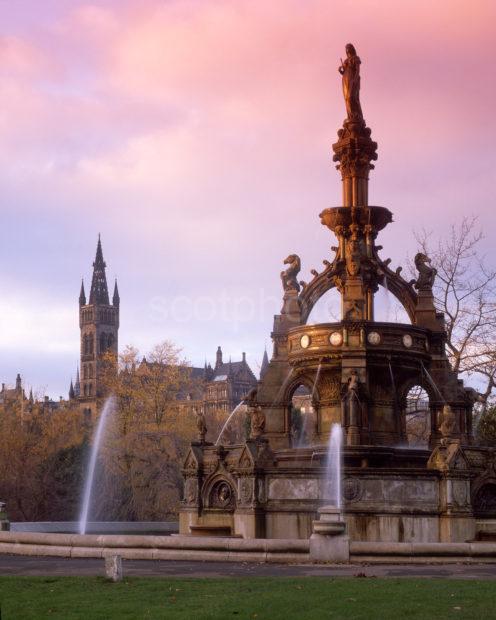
[309,506,349,563]
[415,289,442,330]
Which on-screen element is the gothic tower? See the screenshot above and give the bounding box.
[79,236,119,416]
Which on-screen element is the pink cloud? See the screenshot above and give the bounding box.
[1,0,495,395]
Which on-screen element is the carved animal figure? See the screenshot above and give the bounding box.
[414,253,437,290]
[281,254,301,293]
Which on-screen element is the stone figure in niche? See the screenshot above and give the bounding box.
[344,300,363,320]
[439,404,456,441]
[250,406,266,439]
[339,43,363,122]
[211,481,235,510]
[343,370,361,428]
[414,253,437,290]
[194,407,207,443]
[346,239,361,277]
[281,254,301,293]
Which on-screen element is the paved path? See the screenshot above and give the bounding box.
[1,555,496,579]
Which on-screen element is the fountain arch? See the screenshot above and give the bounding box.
[286,379,319,448]
[403,385,430,447]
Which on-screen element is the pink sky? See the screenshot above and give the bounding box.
[0,0,495,396]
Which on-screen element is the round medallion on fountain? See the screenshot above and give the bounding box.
[300,334,311,349]
[343,478,363,503]
[329,331,343,346]
[367,331,381,345]
[402,334,413,348]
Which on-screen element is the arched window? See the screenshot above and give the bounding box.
[405,385,430,447]
[88,383,93,396]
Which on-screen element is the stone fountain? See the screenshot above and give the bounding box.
[180,44,496,546]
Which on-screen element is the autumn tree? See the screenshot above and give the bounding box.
[415,217,496,411]
[91,341,200,521]
[0,398,86,521]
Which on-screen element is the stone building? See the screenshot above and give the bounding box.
[136,346,258,419]
[0,374,25,406]
[202,347,258,415]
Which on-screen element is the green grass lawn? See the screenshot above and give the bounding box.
[0,576,494,619]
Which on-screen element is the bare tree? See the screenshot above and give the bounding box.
[415,217,496,411]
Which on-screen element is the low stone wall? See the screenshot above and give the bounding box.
[1,532,496,564]
[0,532,309,563]
[350,541,496,563]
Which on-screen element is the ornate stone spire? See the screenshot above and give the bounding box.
[332,43,377,207]
[89,235,110,305]
[314,46,392,322]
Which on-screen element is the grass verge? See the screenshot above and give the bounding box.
[0,575,493,619]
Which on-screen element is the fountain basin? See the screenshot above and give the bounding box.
[319,205,392,233]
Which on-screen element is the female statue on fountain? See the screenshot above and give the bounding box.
[339,43,363,122]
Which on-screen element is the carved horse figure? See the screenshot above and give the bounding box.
[414,252,437,290]
[281,254,301,293]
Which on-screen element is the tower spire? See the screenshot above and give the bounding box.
[260,346,269,379]
[215,346,223,370]
[79,279,86,306]
[113,279,120,307]
[74,366,80,397]
[89,234,109,305]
